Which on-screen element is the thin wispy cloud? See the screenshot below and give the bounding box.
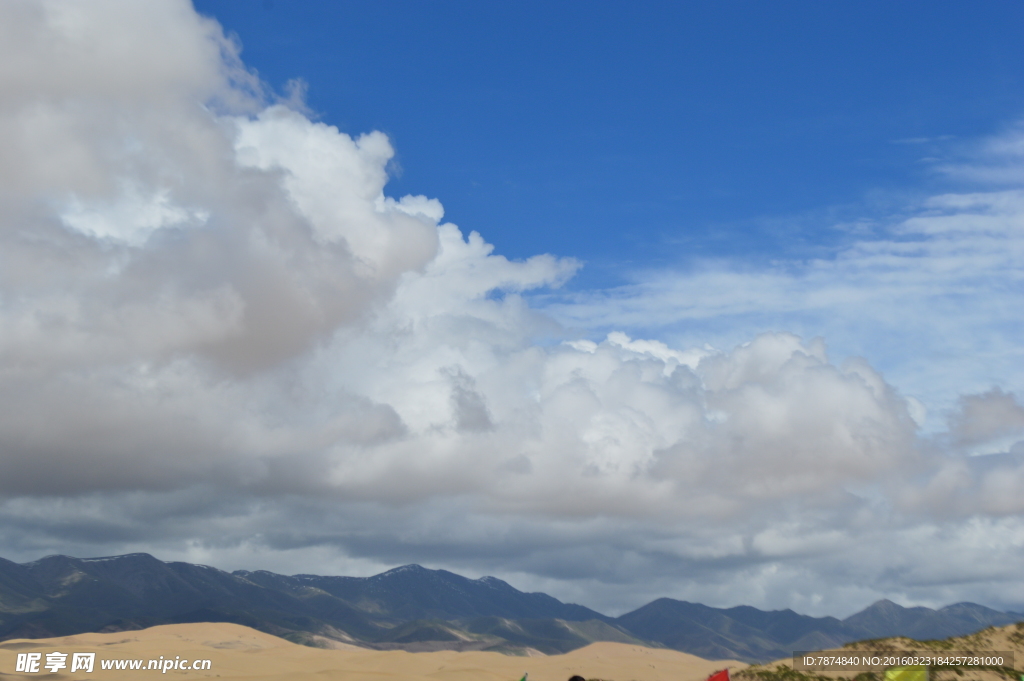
[543,175,1024,430]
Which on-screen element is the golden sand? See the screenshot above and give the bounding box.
[0,622,746,681]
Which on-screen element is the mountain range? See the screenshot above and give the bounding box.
[0,553,1020,661]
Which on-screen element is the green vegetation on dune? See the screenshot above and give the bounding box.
[738,623,1024,681]
[737,664,865,681]
[738,665,1019,681]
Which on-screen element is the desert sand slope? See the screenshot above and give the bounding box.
[737,621,1024,681]
[0,622,746,681]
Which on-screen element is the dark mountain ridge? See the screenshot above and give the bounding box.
[617,597,1024,662]
[1,553,1021,661]
[236,563,606,623]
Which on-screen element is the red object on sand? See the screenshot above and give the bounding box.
[707,669,730,681]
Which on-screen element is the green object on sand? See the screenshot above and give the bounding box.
[885,666,928,681]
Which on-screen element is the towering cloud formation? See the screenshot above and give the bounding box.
[1,0,1022,616]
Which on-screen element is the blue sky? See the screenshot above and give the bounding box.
[196,0,1024,274]
[2,0,1024,618]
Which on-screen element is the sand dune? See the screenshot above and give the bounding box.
[737,622,1024,681]
[0,622,745,681]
